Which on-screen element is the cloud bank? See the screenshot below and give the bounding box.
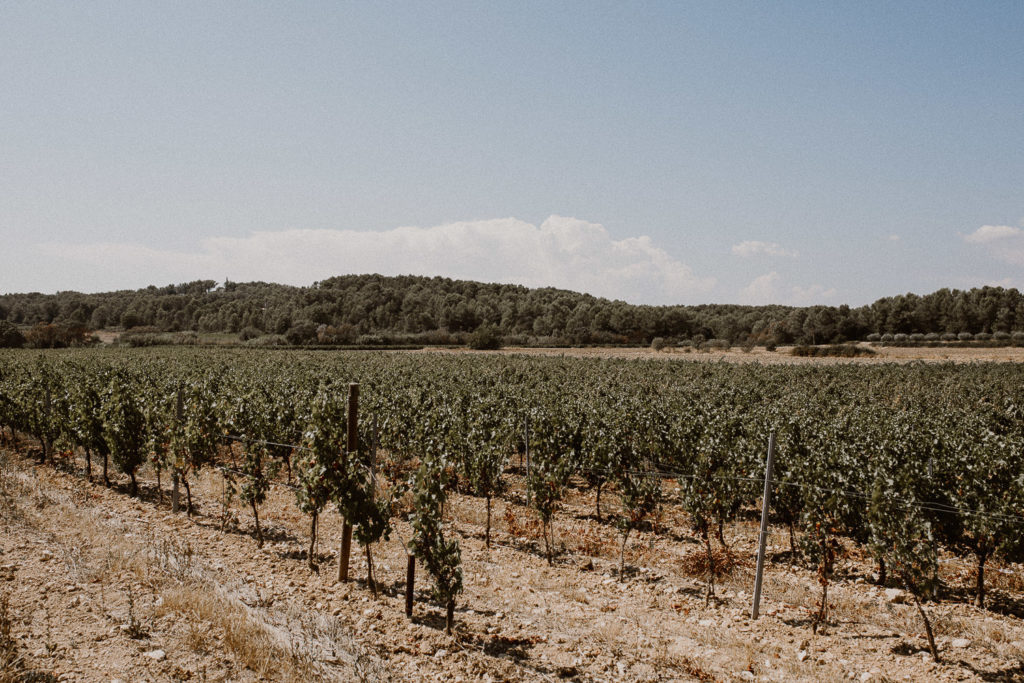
[730,240,798,258]
[38,216,716,305]
[964,225,1022,244]
[963,224,1024,267]
[738,272,837,306]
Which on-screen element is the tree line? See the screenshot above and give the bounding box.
[2,274,1024,347]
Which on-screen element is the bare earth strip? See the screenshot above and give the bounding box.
[419,345,1024,365]
[1,442,1022,682]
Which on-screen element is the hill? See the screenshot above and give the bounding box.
[2,274,1023,347]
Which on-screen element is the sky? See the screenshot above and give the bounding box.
[1,1,1022,306]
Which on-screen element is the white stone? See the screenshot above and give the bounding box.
[797,650,808,662]
[951,638,970,648]
[860,673,872,682]
[143,649,166,661]
[884,588,908,604]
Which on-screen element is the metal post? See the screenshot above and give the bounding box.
[172,385,183,513]
[405,554,416,618]
[339,383,358,583]
[751,431,776,620]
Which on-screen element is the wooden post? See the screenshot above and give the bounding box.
[524,415,531,507]
[339,383,358,583]
[405,554,415,618]
[751,431,776,620]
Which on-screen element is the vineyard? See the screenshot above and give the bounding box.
[1,347,1024,681]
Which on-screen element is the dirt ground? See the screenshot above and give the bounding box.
[1,441,1022,683]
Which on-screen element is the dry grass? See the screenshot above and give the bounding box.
[155,586,316,681]
[679,545,750,578]
[0,593,21,683]
[0,448,389,683]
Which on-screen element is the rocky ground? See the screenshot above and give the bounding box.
[1,440,1023,682]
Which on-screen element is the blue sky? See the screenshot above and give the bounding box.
[1,1,1022,305]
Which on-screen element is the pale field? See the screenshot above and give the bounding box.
[423,344,1024,365]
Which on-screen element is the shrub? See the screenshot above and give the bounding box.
[238,326,262,342]
[0,321,24,348]
[467,325,502,350]
[924,332,940,341]
[993,331,1011,341]
[315,324,356,345]
[866,333,881,342]
[356,334,387,346]
[650,337,667,351]
[940,333,957,341]
[1013,331,1024,342]
[880,333,894,342]
[974,332,992,341]
[791,344,875,358]
[284,322,318,345]
[24,323,93,348]
[894,333,909,342]
[957,332,973,341]
[244,334,288,347]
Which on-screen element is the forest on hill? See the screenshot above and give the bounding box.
[2,274,1024,348]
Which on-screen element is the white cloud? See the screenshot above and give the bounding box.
[964,224,1022,244]
[738,272,781,304]
[738,272,837,306]
[789,283,838,306]
[887,234,901,242]
[36,215,716,304]
[730,240,798,258]
[962,224,1024,267]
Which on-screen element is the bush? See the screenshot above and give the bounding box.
[650,337,667,351]
[880,333,894,342]
[974,332,992,341]
[245,334,288,347]
[284,322,318,345]
[1013,331,1024,342]
[0,320,25,348]
[118,330,197,347]
[24,323,94,348]
[957,332,973,341]
[924,333,940,341]
[238,326,262,342]
[791,344,876,358]
[940,333,957,341]
[866,333,881,342]
[468,325,502,350]
[993,331,1011,341]
[315,324,356,345]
